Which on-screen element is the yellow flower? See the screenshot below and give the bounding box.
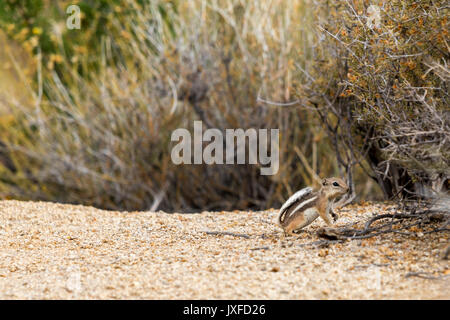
[71,56,79,64]
[74,46,88,54]
[32,27,43,35]
[50,54,64,64]
[15,27,29,41]
[120,30,131,40]
[29,36,39,48]
[23,41,32,52]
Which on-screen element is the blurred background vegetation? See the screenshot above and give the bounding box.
[0,0,447,212]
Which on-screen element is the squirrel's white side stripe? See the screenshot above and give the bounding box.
[278,187,313,215]
[287,196,318,220]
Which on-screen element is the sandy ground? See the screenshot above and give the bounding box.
[0,200,448,299]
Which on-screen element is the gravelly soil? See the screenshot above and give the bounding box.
[0,200,448,299]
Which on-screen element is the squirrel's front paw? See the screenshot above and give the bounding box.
[331,212,338,222]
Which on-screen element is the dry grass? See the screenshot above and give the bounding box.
[0,0,370,212]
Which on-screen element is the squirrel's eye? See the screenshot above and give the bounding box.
[332,182,339,187]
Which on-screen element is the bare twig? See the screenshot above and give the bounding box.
[405,272,450,280]
[201,230,251,239]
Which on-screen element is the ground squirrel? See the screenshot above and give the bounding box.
[277,177,349,235]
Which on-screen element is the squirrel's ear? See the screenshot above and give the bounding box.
[322,178,327,186]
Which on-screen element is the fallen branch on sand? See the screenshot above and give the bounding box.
[317,208,449,241]
[405,272,450,280]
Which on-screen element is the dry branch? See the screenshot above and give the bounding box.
[201,230,251,239]
[317,208,450,241]
[405,272,450,281]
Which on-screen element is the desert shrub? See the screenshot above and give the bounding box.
[0,0,353,211]
[299,0,449,199]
